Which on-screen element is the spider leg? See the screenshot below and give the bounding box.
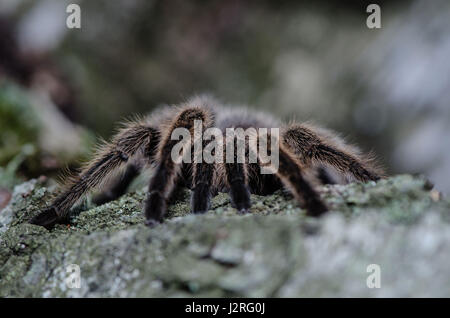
[226,163,251,213]
[30,122,157,229]
[252,132,328,217]
[315,165,337,185]
[191,162,214,213]
[282,124,382,182]
[222,135,251,213]
[92,162,141,205]
[144,106,214,225]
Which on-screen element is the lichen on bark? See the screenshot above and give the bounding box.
[0,175,449,297]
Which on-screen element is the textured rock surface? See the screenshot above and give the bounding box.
[0,175,449,297]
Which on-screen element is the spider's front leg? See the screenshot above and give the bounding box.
[226,163,252,213]
[29,123,157,229]
[144,106,214,226]
[190,161,214,214]
[223,135,251,213]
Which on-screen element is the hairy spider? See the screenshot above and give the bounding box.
[30,96,383,229]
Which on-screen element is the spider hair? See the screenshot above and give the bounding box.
[30,96,383,229]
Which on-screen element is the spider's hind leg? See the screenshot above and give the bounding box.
[92,163,141,205]
[251,131,328,217]
[282,124,382,183]
[277,146,328,216]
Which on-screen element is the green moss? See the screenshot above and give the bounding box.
[1,175,449,297]
[0,83,41,166]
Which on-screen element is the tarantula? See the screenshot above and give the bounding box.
[30,96,382,229]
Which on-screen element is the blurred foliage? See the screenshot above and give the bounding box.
[1,0,450,192]
[0,82,40,165]
[0,146,34,190]
[0,80,94,180]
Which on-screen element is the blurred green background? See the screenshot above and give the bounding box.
[1,0,449,194]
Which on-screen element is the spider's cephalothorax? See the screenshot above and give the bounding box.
[30,96,383,229]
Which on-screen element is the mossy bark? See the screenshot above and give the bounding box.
[0,175,449,297]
